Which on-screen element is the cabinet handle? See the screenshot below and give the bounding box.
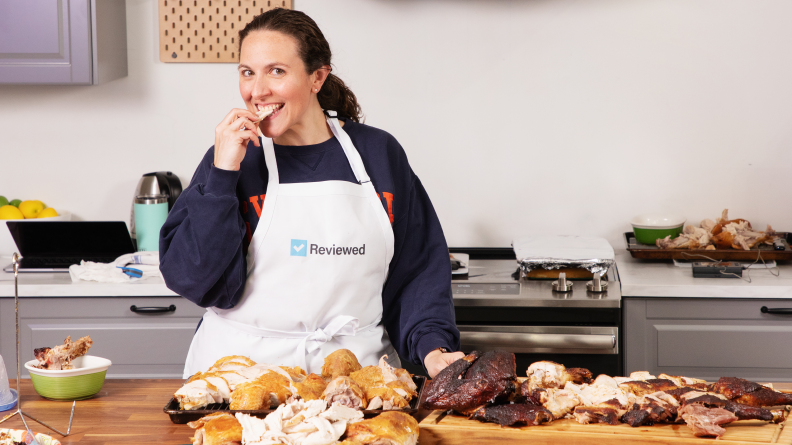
[760,306,792,315]
[130,304,176,314]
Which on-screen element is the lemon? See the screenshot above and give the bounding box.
[19,200,45,219]
[0,205,24,220]
[0,196,7,207]
[37,208,59,218]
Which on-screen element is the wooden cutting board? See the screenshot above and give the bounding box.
[419,410,792,445]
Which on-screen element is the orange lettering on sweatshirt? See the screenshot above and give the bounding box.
[382,192,394,225]
[248,194,266,218]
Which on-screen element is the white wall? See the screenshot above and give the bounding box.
[1,0,791,250]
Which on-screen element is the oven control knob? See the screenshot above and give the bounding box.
[552,273,573,293]
[586,274,608,293]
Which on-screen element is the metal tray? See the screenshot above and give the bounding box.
[163,375,427,424]
[625,231,792,261]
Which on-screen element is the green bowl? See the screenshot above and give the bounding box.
[633,226,684,245]
[631,214,686,245]
[25,356,111,400]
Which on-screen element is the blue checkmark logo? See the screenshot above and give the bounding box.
[290,239,307,257]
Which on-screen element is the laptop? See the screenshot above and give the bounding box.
[3,221,136,273]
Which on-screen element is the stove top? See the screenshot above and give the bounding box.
[451,258,621,308]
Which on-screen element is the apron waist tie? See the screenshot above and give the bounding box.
[205,309,382,370]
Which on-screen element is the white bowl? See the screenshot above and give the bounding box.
[24,355,111,377]
[630,214,686,230]
[0,211,71,257]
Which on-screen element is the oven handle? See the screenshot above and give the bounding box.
[459,331,616,351]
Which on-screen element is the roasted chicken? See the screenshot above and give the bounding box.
[33,335,93,370]
[349,356,417,410]
[229,371,292,410]
[339,411,418,445]
[524,361,593,392]
[188,412,243,445]
[322,376,367,409]
[321,349,363,381]
[656,209,778,251]
[293,373,328,401]
[236,398,363,445]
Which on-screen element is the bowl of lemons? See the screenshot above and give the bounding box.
[0,196,70,256]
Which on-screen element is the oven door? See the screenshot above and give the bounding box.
[459,325,621,377]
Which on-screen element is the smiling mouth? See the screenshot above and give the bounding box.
[255,103,284,122]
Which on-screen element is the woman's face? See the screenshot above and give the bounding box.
[238,30,322,139]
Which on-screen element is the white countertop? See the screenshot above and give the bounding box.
[617,251,792,298]
[0,256,178,297]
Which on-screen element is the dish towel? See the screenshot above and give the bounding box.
[69,252,161,283]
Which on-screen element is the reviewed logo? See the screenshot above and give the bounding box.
[290,239,307,257]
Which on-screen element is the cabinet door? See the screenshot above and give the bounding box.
[624,298,792,382]
[0,297,205,378]
[0,0,92,84]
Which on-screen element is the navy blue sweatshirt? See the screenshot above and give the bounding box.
[159,119,460,366]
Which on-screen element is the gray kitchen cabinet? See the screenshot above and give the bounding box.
[0,0,127,85]
[624,298,792,382]
[0,297,205,378]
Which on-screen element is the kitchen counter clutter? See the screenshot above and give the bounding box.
[0,256,200,380]
[617,252,792,298]
[0,255,177,297]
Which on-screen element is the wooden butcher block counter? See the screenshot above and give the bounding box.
[1,379,192,445]
[419,383,792,445]
[2,379,791,444]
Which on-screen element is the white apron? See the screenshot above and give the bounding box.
[183,113,398,377]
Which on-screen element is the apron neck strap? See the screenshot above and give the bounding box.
[325,111,370,185]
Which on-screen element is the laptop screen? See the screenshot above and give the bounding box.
[6,221,136,258]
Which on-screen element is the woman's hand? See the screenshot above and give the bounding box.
[213,108,262,171]
[424,348,465,378]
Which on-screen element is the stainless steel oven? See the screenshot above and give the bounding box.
[450,248,622,377]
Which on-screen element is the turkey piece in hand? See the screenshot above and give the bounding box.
[524,360,593,392]
[34,335,93,370]
[422,350,517,415]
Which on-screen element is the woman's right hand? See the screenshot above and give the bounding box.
[213,108,262,171]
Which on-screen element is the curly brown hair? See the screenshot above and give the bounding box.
[239,8,363,123]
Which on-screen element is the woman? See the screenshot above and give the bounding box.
[160,8,462,378]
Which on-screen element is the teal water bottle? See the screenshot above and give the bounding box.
[134,195,168,251]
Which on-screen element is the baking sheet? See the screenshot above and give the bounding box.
[625,232,792,261]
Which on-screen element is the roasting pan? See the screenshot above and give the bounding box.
[625,232,792,261]
[163,375,427,424]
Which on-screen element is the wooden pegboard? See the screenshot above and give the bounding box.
[159,0,293,63]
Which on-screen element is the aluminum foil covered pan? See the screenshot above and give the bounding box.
[513,235,615,276]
